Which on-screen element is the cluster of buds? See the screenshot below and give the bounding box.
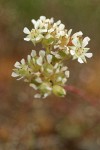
[12,16,93,98]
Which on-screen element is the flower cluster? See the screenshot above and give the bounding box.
[12,16,93,98]
[23,16,92,63]
[12,50,69,98]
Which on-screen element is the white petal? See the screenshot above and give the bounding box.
[55,54,61,59]
[68,29,72,36]
[62,78,67,84]
[31,19,36,25]
[14,62,21,68]
[35,77,42,83]
[34,72,41,76]
[34,21,40,29]
[23,27,30,34]
[17,76,24,80]
[36,56,43,66]
[24,37,30,41]
[56,20,61,25]
[27,55,31,62]
[30,83,38,90]
[45,34,51,39]
[47,68,53,73]
[59,31,65,36]
[70,50,75,56]
[54,45,59,49]
[11,72,19,77]
[54,63,59,69]
[34,94,41,98]
[72,38,79,47]
[65,71,70,78]
[21,59,25,65]
[85,53,93,58]
[46,87,52,91]
[50,17,54,23]
[47,54,52,64]
[78,57,84,63]
[43,93,49,98]
[82,37,90,47]
[61,66,68,72]
[39,50,45,57]
[40,29,47,33]
[36,35,42,41]
[57,77,62,82]
[59,24,65,30]
[72,31,83,38]
[55,68,60,73]
[31,50,36,57]
[48,28,54,33]
[40,16,46,21]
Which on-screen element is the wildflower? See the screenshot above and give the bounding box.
[12,16,93,98]
[69,36,93,63]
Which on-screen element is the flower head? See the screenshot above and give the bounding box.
[69,36,93,63]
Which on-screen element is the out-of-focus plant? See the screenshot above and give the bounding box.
[12,16,93,98]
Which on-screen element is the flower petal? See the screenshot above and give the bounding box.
[21,59,25,65]
[36,56,43,66]
[31,19,36,25]
[27,55,31,62]
[61,66,68,72]
[65,71,70,78]
[40,16,46,21]
[43,93,49,98]
[39,50,45,57]
[47,54,52,64]
[59,24,65,30]
[68,29,72,36]
[24,37,30,41]
[85,53,93,58]
[23,27,30,34]
[31,50,36,57]
[82,37,90,48]
[34,94,41,98]
[78,57,84,63]
[70,50,75,56]
[72,38,79,47]
[72,31,83,38]
[35,77,42,83]
[11,72,19,77]
[14,61,21,68]
[30,83,38,90]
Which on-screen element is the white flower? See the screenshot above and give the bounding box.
[70,36,93,63]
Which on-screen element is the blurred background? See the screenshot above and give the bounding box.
[0,0,100,149]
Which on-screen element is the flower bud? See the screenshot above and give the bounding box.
[39,82,52,94]
[52,85,66,97]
